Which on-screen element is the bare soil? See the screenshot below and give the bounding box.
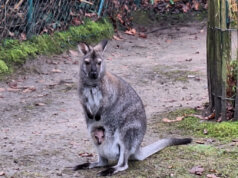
[0,19,208,177]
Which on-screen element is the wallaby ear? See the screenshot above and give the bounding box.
[94,40,108,53]
[78,43,90,55]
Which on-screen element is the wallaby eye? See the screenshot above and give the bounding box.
[98,61,101,65]
[84,60,90,65]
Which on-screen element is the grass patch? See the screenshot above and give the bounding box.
[161,70,198,82]
[0,19,114,74]
[176,116,238,141]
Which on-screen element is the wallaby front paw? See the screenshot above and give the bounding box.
[73,163,90,170]
[97,167,115,176]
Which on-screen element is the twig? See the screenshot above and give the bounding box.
[79,0,94,5]
[14,0,24,10]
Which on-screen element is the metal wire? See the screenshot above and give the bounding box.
[0,0,102,40]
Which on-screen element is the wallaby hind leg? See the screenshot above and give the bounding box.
[97,144,130,176]
[97,128,142,176]
[74,156,108,170]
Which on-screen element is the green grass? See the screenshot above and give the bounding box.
[0,19,114,74]
[177,117,238,141]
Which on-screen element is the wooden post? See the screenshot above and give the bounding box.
[207,0,215,114]
[207,0,231,121]
[234,30,238,121]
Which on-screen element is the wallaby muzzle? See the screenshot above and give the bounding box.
[89,71,98,79]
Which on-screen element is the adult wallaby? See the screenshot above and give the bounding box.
[75,40,192,176]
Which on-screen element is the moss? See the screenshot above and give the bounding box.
[0,60,8,73]
[176,116,238,141]
[167,108,196,118]
[161,70,199,82]
[0,19,114,74]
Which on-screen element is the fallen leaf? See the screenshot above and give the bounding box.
[185,58,192,62]
[193,0,200,10]
[203,129,208,135]
[138,32,147,38]
[37,94,48,97]
[52,69,62,73]
[7,88,20,92]
[162,116,184,123]
[79,152,93,157]
[8,81,18,89]
[124,28,137,36]
[113,35,121,41]
[191,114,205,120]
[205,113,215,120]
[35,103,45,106]
[0,172,5,176]
[0,88,5,92]
[162,118,173,123]
[187,75,195,78]
[168,165,173,169]
[189,166,204,175]
[175,116,184,121]
[195,140,205,144]
[22,86,36,93]
[207,174,220,178]
[20,33,27,40]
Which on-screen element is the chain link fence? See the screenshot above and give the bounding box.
[0,0,211,42]
[0,0,105,40]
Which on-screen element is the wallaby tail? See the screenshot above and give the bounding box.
[133,138,192,161]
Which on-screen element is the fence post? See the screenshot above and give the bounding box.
[26,0,34,37]
[97,0,105,17]
[207,0,231,121]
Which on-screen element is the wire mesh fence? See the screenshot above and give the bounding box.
[0,0,210,42]
[0,0,104,40]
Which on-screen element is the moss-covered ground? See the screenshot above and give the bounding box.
[124,108,238,178]
[0,19,113,74]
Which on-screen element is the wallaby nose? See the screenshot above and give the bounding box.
[90,71,98,79]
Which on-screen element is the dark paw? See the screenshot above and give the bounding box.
[97,167,115,176]
[73,163,90,171]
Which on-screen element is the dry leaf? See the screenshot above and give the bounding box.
[162,116,184,123]
[0,171,5,176]
[191,114,205,120]
[7,88,20,92]
[195,140,205,144]
[8,81,18,89]
[207,174,220,178]
[22,87,36,93]
[20,33,27,40]
[203,129,208,135]
[35,103,45,106]
[52,69,62,73]
[79,152,93,157]
[175,116,184,121]
[138,32,147,38]
[205,113,215,120]
[162,118,173,123]
[113,35,121,41]
[193,0,200,10]
[124,28,137,36]
[189,166,204,175]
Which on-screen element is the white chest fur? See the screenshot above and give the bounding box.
[82,87,102,115]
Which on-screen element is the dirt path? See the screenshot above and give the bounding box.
[0,20,208,177]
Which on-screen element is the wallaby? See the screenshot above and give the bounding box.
[74,40,192,176]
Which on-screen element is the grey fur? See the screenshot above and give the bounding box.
[75,40,192,176]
